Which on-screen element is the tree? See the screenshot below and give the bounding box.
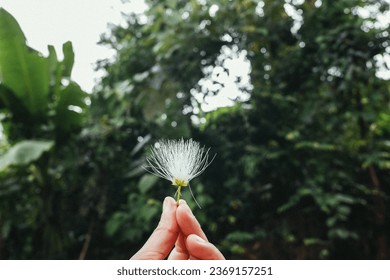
[0,8,88,258]
[1,0,389,259]
[98,0,390,259]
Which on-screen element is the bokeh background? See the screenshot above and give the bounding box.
[0,0,390,259]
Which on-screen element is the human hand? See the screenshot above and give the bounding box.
[130,196,225,260]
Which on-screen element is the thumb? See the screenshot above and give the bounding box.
[130,197,179,260]
[186,234,225,260]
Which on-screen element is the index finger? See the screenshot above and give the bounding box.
[176,200,207,240]
[130,197,179,260]
[168,200,208,260]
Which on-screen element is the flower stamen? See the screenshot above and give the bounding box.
[144,138,214,208]
[173,178,188,187]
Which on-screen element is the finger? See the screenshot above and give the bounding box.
[176,200,207,241]
[186,234,225,260]
[130,197,179,260]
[169,200,204,260]
[168,233,189,260]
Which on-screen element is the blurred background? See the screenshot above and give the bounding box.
[0,0,390,259]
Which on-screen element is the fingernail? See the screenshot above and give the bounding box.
[194,235,207,244]
[181,202,195,216]
[187,206,194,216]
[163,197,169,211]
[178,199,187,205]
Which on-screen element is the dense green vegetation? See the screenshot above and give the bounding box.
[0,0,389,259]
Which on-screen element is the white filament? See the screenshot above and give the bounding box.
[145,138,214,207]
[146,138,212,183]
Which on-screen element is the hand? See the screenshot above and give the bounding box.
[130,196,225,260]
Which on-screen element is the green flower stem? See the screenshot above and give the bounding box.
[176,186,182,205]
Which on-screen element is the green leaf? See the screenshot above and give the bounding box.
[1,220,11,239]
[62,41,74,78]
[138,174,158,194]
[47,45,62,98]
[303,238,326,246]
[0,140,54,171]
[47,41,74,79]
[0,8,26,45]
[131,134,151,156]
[0,84,30,120]
[225,231,255,242]
[54,82,87,136]
[105,212,126,236]
[0,8,49,116]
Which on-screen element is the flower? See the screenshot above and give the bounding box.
[145,138,213,207]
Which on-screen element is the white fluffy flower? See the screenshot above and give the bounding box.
[145,138,213,207]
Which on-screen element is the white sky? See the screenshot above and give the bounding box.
[0,0,248,111]
[0,0,388,106]
[0,0,147,93]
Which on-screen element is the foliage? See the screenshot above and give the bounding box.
[98,0,390,259]
[1,0,390,259]
[0,8,88,259]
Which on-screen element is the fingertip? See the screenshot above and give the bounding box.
[131,197,179,260]
[178,199,187,205]
[164,196,176,204]
[176,204,207,241]
[190,234,207,244]
[186,234,225,260]
[163,197,169,209]
[177,201,196,222]
[163,196,176,209]
[177,199,192,214]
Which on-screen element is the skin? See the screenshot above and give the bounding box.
[130,197,225,260]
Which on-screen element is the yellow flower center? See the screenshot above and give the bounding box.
[172,178,188,187]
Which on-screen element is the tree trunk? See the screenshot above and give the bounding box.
[368,166,387,259]
[355,90,387,259]
[0,219,4,259]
